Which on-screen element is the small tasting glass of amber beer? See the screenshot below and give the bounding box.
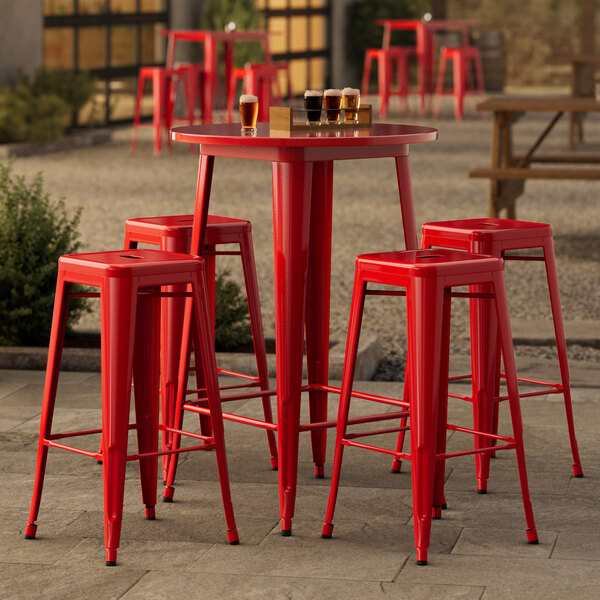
[323,88,342,124]
[239,94,258,133]
[342,87,360,124]
[304,89,323,125]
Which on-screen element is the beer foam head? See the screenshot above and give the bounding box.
[304,89,323,97]
[239,94,258,103]
[342,87,360,95]
[324,88,342,96]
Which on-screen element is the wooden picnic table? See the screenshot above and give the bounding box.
[470,95,600,218]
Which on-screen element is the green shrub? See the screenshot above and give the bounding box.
[346,0,427,82]
[201,0,265,67]
[0,68,96,144]
[29,67,95,115]
[0,83,70,143]
[0,162,89,346]
[213,269,252,351]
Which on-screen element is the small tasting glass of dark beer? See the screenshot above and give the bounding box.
[304,89,323,125]
[342,87,361,124]
[239,94,258,134]
[323,88,342,124]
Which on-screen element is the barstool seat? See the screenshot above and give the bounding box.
[420,218,583,482]
[321,249,538,566]
[25,249,239,566]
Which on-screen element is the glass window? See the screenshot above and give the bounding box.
[79,27,107,69]
[140,0,168,10]
[141,24,165,64]
[309,57,325,90]
[110,0,136,13]
[111,26,136,67]
[290,59,308,95]
[268,17,287,54]
[309,15,326,50]
[290,16,308,53]
[79,0,107,14]
[43,0,74,15]
[44,28,74,68]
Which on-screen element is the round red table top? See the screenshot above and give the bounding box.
[171,122,438,148]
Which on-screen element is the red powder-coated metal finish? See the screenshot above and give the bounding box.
[25,249,238,565]
[124,214,277,481]
[322,249,538,565]
[420,218,583,479]
[170,121,438,535]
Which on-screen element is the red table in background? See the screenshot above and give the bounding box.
[161,30,271,123]
[171,121,438,534]
[376,19,476,115]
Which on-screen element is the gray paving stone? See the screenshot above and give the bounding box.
[380,582,485,599]
[56,538,213,570]
[552,530,600,561]
[452,527,556,558]
[0,532,83,565]
[121,571,387,600]
[0,563,145,600]
[396,554,600,599]
[260,517,462,556]
[190,543,406,581]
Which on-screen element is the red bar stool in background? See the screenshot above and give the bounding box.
[433,45,485,119]
[174,62,206,124]
[25,249,239,566]
[321,249,538,566]
[361,47,415,118]
[124,215,278,478]
[419,218,583,481]
[131,66,194,156]
[227,62,293,123]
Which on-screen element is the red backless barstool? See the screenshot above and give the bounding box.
[25,249,239,566]
[124,215,278,478]
[321,249,538,566]
[419,218,583,485]
[433,46,485,119]
[131,66,194,156]
[361,47,415,118]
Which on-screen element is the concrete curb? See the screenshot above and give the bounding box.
[0,128,113,158]
[0,334,383,381]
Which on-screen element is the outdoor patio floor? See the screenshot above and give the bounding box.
[1,366,598,599]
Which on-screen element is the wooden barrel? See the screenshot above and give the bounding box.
[475,31,506,92]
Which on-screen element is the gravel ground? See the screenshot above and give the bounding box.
[6,97,600,367]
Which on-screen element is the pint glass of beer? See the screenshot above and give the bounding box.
[342,87,361,124]
[323,89,342,124]
[304,89,323,125]
[239,94,258,133]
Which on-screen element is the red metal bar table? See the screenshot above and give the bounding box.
[376,19,475,116]
[171,121,438,534]
[161,30,271,124]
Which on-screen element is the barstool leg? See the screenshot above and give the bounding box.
[543,240,583,476]
[240,229,278,469]
[132,291,160,520]
[469,281,498,493]
[131,74,145,154]
[322,274,367,538]
[25,276,72,539]
[191,272,239,543]
[391,381,410,473]
[101,277,138,566]
[492,271,538,544]
[406,277,445,566]
[432,292,452,518]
